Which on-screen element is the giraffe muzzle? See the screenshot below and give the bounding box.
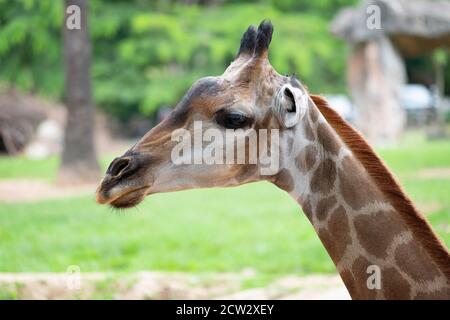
[96,152,153,208]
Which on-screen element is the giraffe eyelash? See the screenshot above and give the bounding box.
[214,109,253,129]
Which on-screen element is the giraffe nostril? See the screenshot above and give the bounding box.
[110,158,130,177]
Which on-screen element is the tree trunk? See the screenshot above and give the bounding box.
[347,36,407,145]
[58,0,100,184]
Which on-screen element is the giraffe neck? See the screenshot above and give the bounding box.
[272,97,450,299]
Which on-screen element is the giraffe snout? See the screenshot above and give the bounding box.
[107,157,132,178]
[95,152,152,208]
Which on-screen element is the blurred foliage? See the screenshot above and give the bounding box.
[0,0,357,121]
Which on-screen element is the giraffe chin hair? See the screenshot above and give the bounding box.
[97,186,150,209]
[108,192,145,209]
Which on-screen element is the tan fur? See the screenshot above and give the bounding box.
[310,94,450,281]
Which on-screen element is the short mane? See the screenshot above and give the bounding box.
[310,94,450,279]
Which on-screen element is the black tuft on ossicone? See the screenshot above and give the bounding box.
[255,19,273,55]
[236,25,257,58]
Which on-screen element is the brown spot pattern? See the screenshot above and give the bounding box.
[318,230,334,260]
[395,242,441,282]
[414,288,450,300]
[301,197,313,221]
[235,164,258,183]
[317,123,340,156]
[303,120,315,141]
[309,102,319,123]
[382,267,412,300]
[339,270,358,299]
[326,206,352,262]
[310,158,336,194]
[354,210,406,259]
[257,109,274,131]
[294,145,317,174]
[351,256,377,299]
[338,156,380,210]
[316,195,337,221]
[286,136,294,151]
[318,206,351,265]
[274,169,294,192]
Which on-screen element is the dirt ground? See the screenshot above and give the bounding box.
[0,272,350,300]
[0,179,97,203]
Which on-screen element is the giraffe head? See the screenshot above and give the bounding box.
[96,20,310,208]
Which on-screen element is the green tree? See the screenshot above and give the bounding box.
[0,0,355,122]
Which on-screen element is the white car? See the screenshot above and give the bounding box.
[324,94,356,123]
[399,84,435,111]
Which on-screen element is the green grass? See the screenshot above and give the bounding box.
[0,184,331,274]
[379,133,450,174]
[0,156,114,181]
[0,132,449,277]
[0,156,59,180]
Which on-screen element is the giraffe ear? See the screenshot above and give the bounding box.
[274,84,308,128]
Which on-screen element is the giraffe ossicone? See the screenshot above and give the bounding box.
[96,20,450,300]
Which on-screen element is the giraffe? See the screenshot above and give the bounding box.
[96,21,450,299]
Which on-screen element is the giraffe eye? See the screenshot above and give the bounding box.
[215,111,251,129]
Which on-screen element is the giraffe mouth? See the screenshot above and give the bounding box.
[96,185,150,209]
